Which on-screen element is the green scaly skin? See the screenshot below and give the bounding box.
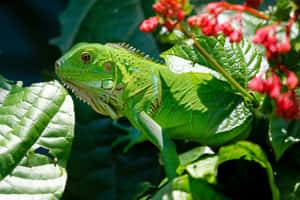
[55,43,253,147]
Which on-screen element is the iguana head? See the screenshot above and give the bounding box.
[55,42,124,119]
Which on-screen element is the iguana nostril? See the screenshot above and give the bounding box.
[55,61,61,68]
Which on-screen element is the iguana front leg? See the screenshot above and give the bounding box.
[112,119,147,152]
[135,111,180,180]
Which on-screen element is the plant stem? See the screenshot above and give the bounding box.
[223,2,269,20]
[179,23,256,104]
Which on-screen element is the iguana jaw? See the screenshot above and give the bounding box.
[60,78,123,119]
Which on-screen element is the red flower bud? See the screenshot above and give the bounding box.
[215,22,233,36]
[163,20,176,32]
[286,71,298,90]
[276,91,299,120]
[229,30,243,42]
[153,3,166,15]
[248,75,265,93]
[140,16,160,33]
[187,16,199,27]
[278,37,291,53]
[206,2,222,14]
[265,72,281,97]
[176,10,185,21]
[269,83,281,98]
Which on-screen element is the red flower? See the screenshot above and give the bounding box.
[229,30,243,42]
[140,16,160,33]
[162,20,177,32]
[248,75,265,93]
[286,71,299,90]
[253,24,292,59]
[215,21,233,36]
[187,15,199,27]
[176,10,185,21]
[276,91,299,120]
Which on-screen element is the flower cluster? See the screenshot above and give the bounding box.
[140,0,186,33]
[248,66,299,120]
[187,2,243,42]
[252,24,291,59]
[140,16,160,33]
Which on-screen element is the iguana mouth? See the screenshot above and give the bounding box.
[60,79,123,119]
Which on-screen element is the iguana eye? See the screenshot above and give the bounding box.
[104,62,113,72]
[81,52,91,64]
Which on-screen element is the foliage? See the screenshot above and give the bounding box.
[0,76,74,199]
[1,0,300,199]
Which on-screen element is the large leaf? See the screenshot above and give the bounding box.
[269,116,300,161]
[0,78,74,199]
[0,75,13,106]
[185,141,279,200]
[275,159,300,200]
[161,36,257,144]
[51,0,159,57]
[150,174,230,200]
[162,35,267,88]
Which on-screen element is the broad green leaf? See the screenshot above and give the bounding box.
[0,75,13,106]
[185,141,279,200]
[186,156,218,184]
[273,0,294,21]
[51,0,159,57]
[162,35,267,88]
[218,141,279,200]
[151,174,230,200]
[275,160,300,200]
[179,146,214,166]
[269,116,300,161]
[161,36,256,145]
[0,79,74,200]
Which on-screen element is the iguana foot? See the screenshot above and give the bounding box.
[112,119,146,152]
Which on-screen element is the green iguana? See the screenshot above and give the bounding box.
[55,42,253,150]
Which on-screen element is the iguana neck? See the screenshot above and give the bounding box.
[108,47,164,117]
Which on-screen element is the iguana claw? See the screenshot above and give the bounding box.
[112,120,146,152]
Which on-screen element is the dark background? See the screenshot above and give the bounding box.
[0,0,67,85]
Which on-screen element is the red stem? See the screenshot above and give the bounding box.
[217,2,269,20]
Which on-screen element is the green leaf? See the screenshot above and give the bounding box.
[269,116,300,161]
[0,79,74,199]
[218,141,279,200]
[161,35,257,146]
[179,146,214,166]
[273,0,294,21]
[275,160,300,200]
[150,174,230,200]
[186,156,219,184]
[51,0,160,57]
[185,141,279,200]
[0,75,13,106]
[162,35,268,88]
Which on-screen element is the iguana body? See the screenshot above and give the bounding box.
[55,43,252,147]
